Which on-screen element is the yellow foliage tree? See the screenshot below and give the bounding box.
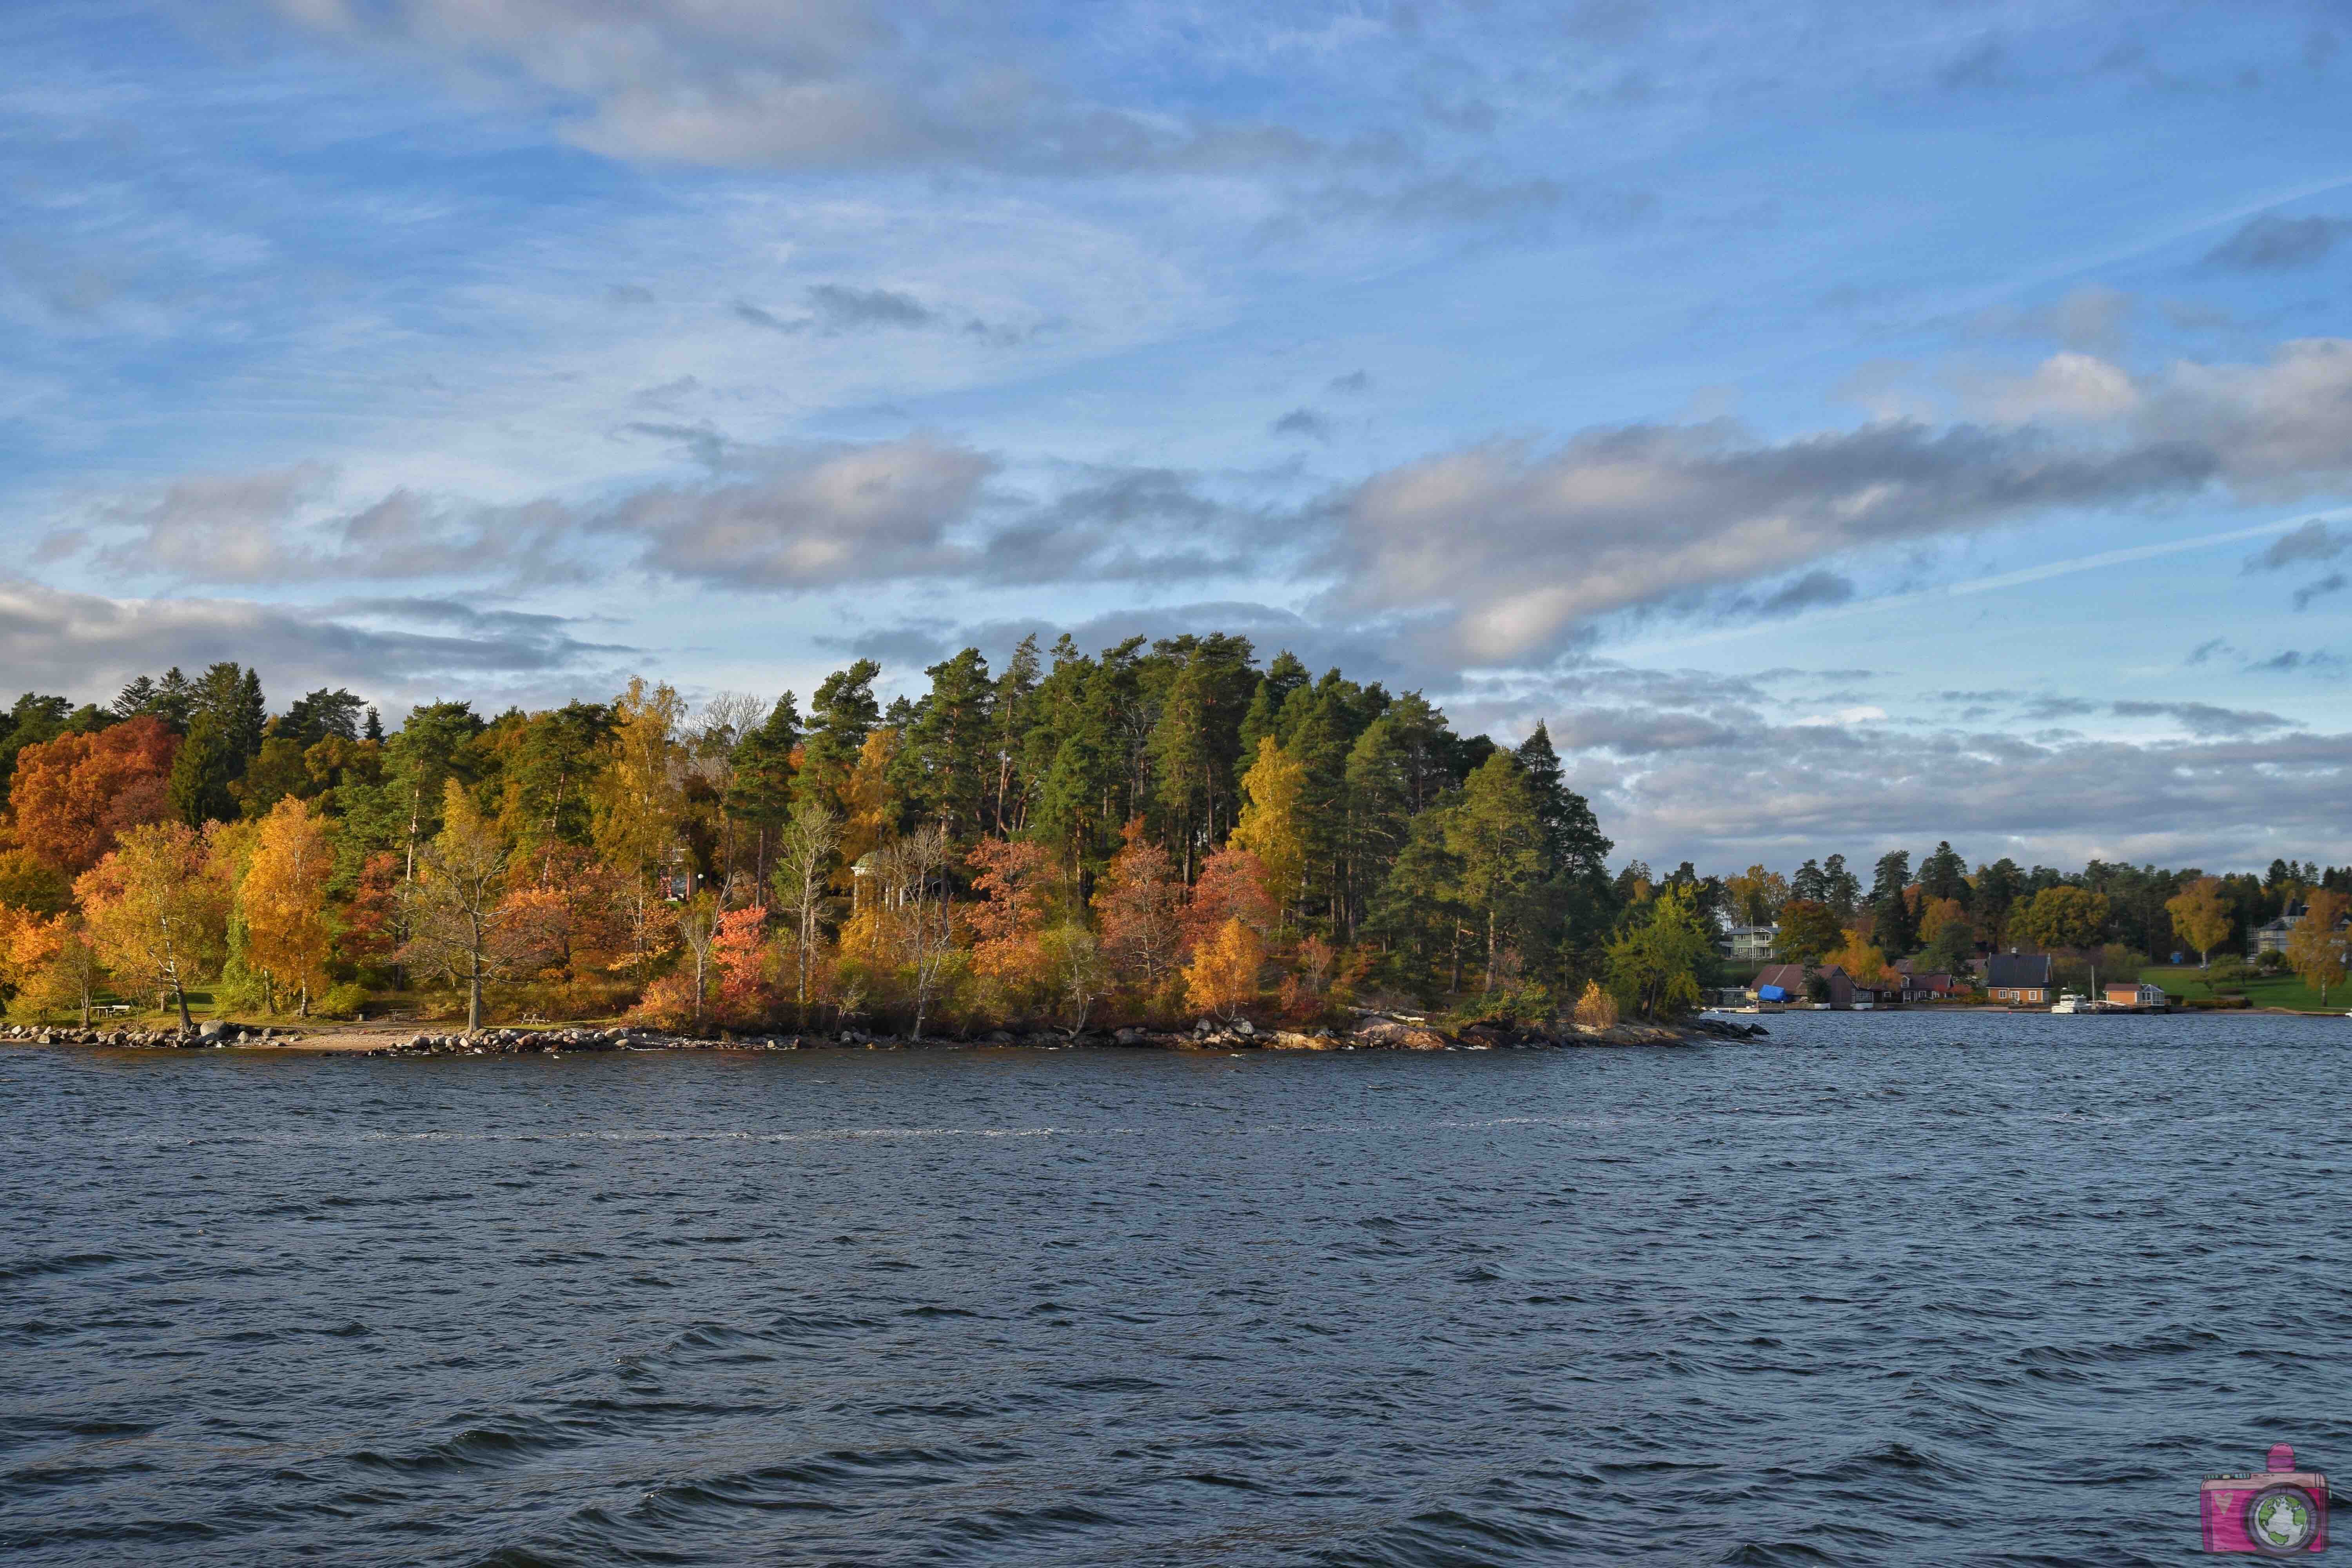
[1229,738,1306,917]
[1916,896,1967,942]
[839,727,901,869]
[401,780,515,1033]
[1725,865,1791,928]
[76,822,229,1033]
[2285,889,2349,1004]
[2166,876,2232,967]
[1184,916,1264,1022]
[1824,929,1895,989]
[591,677,686,979]
[239,796,335,1014]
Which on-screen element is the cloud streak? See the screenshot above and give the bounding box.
[0,577,632,707]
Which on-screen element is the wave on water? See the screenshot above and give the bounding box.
[3,1014,2346,1565]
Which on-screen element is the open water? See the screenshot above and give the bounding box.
[3,1011,2349,1565]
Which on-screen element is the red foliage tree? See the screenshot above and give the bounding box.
[965,837,1057,1001]
[1093,818,1184,987]
[339,851,404,970]
[5,717,178,876]
[711,905,779,1027]
[1182,844,1278,957]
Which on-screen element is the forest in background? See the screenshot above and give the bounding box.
[0,636,2342,1035]
[0,637,1646,1036]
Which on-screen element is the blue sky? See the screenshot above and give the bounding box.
[4,0,2351,873]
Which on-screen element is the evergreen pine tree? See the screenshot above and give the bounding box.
[167,712,240,825]
[1342,716,1413,940]
[1236,650,1308,762]
[906,648,995,843]
[796,659,881,814]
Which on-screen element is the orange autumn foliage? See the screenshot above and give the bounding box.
[5,717,177,876]
[494,845,630,984]
[1092,818,1184,987]
[2,909,98,1024]
[1181,844,1277,957]
[1184,916,1264,1022]
[965,838,1056,995]
[711,904,780,1026]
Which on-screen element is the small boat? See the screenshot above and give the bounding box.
[2050,992,2091,1013]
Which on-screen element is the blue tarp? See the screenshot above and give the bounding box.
[1756,985,1789,1001]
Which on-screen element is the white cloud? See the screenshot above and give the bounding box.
[1979,351,2140,423]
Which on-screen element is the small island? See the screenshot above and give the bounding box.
[0,653,2344,1048]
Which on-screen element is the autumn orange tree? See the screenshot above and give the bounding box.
[1093,818,1184,996]
[3,910,101,1025]
[5,716,177,877]
[76,822,229,1033]
[1185,917,1265,1023]
[1182,845,1277,958]
[238,796,335,1014]
[711,904,779,1027]
[966,837,1057,1007]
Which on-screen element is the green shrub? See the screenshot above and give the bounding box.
[314,982,370,1020]
[1445,982,1552,1029]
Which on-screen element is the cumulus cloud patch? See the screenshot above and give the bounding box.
[1318,338,2352,662]
[593,438,996,587]
[1978,351,2140,423]
[1320,420,2212,663]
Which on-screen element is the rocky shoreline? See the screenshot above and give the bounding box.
[3,1013,1765,1055]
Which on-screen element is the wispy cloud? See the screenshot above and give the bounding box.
[2203,213,2352,269]
[0,576,632,708]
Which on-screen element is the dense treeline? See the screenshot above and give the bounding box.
[1692,843,2351,999]
[0,637,1655,1034]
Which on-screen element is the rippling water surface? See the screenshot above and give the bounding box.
[4,1011,2350,1565]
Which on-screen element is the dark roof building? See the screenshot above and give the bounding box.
[1752,963,1853,1005]
[1986,951,2053,1004]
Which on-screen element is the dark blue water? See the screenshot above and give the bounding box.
[4,1012,2349,1565]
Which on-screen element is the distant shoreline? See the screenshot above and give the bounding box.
[4,1014,1758,1056]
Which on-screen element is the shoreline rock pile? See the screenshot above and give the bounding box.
[0,1020,302,1049]
[364,1011,1768,1056]
[9,1011,1766,1056]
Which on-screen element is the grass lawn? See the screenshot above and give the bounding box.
[2138,964,2352,1014]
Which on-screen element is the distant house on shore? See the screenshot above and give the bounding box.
[1752,962,1853,1006]
[1986,951,2054,1005]
[2105,981,2169,1009]
[1893,959,1964,1002]
[2252,906,2303,956]
[2251,902,2349,956]
[1717,923,1779,965]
